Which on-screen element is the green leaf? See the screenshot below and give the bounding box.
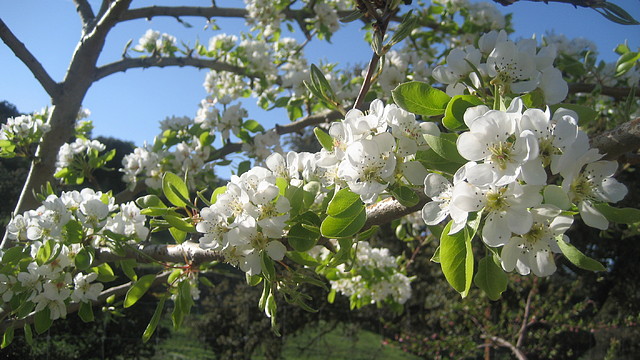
[557,237,606,272]
[442,95,484,130]
[594,203,640,224]
[440,221,474,297]
[237,160,251,176]
[615,51,640,76]
[326,188,364,218]
[387,11,418,47]
[243,119,265,133]
[136,194,167,209]
[23,324,33,346]
[550,103,599,125]
[416,149,463,174]
[34,308,52,334]
[91,263,116,282]
[74,247,93,271]
[119,259,138,281]
[285,185,306,217]
[286,251,322,267]
[172,281,194,330]
[288,223,320,252]
[2,246,27,264]
[210,186,227,204]
[321,207,367,238]
[1,326,13,349]
[36,240,54,265]
[78,301,94,322]
[314,127,334,151]
[142,296,166,343]
[389,185,420,207]
[162,172,190,208]
[124,274,157,308]
[431,246,440,263]
[261,251,276,282]
[392,81,451,116]
[474,256,508,301]
[64,220,85,244]
[423,133,467,164]
[163,215,195,232]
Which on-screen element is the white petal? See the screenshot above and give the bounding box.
[597,178,628,203]
[482,212,511,247]
[266,241,287,261]
[501,237,523,272]
[423,173,451,198]
[421,201,448,225]
[579,200,609,230]
[506,208,533,235]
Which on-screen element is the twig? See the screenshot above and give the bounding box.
[482,335,529,360]
[516,278,537,348]
[0,18,62,99]
[94,56,256,82]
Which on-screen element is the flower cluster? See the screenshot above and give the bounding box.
[196,166,291,275]
[133,29,177,55]
[55,138,107,173]
[0,114,50,157]
[3,190,148,319]
[318,99,438,203]
[421,100,628,276]
[324,241,412,306]
[433,30,568,104]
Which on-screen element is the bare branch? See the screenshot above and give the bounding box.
[364,191,429,230]
[569,83,640,100]
[0,272,171,332]
[590,117,640,160]
[517,278,538,347]
[0,18,61,99]
[120,6,248,21]
[94,56,255,82]
[493,0,605,7]
[119,5,354,23]
[95,241,225,265]
[275,108,343,134]
[483,335,528,360]
[73,0,95,27]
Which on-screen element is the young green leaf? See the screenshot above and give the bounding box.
[124,274,157,308]
[557,237,606,272]
[326,188,364,219]
[440,221,474,297]
[594,203,640,224]
[78,301,95,322]
[1,327,13,349]
[392,81,451,116]
[423,133,467,164]
[162,172,190,208]
[474,256,508,301]
[442,95,484,130]
[288,222,320,252]
[142,296,166,343]
[34,308,52,334]
[314,127,334,151]
[320,207,367,238]
[389,185,420,207]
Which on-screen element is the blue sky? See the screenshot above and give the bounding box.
[1,0,639,150]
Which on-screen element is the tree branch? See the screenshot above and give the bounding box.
[482,335,528,360]
[516,278,538,348]
[493,0,605,7]
[569,83,640,100]
[95,241,225,265]
[94,56,254,82]
[0,272,171,332]
[119,5,354,23]
[73,0,96,28]
[590,117,640,160]
[0,18,62,99]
